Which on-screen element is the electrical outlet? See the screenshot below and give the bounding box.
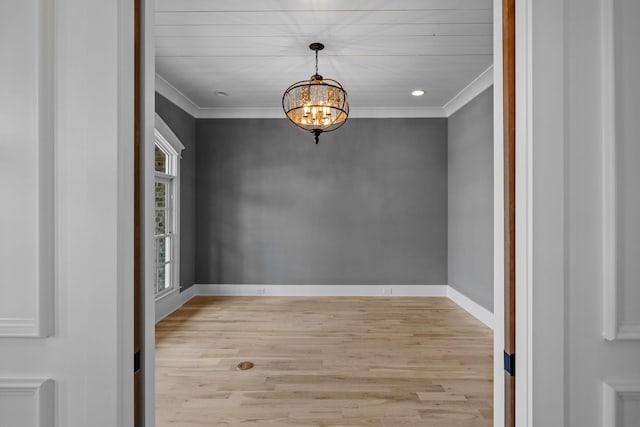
[383,287,392,296]
[256,287,266,295]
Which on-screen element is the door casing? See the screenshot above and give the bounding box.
[135,0,541,425]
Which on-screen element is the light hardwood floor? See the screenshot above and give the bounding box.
[156,296,493,427]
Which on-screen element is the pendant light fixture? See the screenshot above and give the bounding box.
[282,43,349,144]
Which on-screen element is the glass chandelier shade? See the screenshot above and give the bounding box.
[282,43,349,144]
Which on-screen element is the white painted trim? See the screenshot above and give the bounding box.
[197,107,283,119]
[599,0,639,342]
[602,381,640,427]
[602,382,617,427]
[492,1,505,425]
[36,0,55,339]
[155,73,199,118]
[447,286,494,329]
[0,0,55,339]
[155,287,178,302]
[515,0,535,424]
[192,285,495,328]
[601,0,618,341]
[116,0,136,423]
[617,322,640,340]
[350,107,448,119]
[189,105,449,119]
[155,114,185,153]
[443,66,494,117]
[196,106,448,119]
[155,285,196,323]
[0,319,38,337]
[195,284,449,297]
[157,285,495,332]
[155,71,489,120]
[0,379,54,427]
[154,115,184,301]
[143,1,157,425]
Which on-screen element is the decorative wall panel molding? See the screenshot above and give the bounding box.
[0,379,54,427]
[0,0,54,337]
[601,0,640,341]
[602,381,640,427]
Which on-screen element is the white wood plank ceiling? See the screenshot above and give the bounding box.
[155,0,493,116]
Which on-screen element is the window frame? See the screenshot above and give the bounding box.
[154,114,185,300]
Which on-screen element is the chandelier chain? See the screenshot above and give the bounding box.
[315,49,319,75]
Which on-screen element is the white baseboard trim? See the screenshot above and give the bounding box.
[447,285,494,329]
[155,285,196,323]
[195,284,448,297]
[158,284,494,329]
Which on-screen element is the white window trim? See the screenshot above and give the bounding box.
[154,113,185,300]
[155,113,185,154]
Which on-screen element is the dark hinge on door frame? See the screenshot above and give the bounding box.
[134,351,141,373]
[504,351,515,376]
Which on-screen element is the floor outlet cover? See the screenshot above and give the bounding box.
[237,361,255,370]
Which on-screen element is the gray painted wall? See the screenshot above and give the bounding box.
[447,87,494,310]
[196,118,448,285]
[155,93,197,290]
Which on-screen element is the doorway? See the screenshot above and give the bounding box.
[137,1,515,426]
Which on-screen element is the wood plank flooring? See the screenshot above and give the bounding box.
[156,297,493,427]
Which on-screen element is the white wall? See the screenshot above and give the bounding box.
[527,0,640,426]
[0,0,134,426]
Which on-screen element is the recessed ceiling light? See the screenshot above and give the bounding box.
[411,90,425,97]
[214,91,229,97]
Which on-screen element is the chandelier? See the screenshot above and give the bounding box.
[282,43,349,144]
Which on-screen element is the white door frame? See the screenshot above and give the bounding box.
[492,0,506,425]
[141,0,157,424]
[512,0,567,425]
[135,0,566,425]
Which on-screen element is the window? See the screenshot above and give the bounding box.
[154,114,184,298]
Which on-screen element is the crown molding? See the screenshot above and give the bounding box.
[443,65,494,117]
[155,67,492,120]
[155,74,199,118]
[195,106,448,119]
[350,107,447,118]
[198,107,283,119]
